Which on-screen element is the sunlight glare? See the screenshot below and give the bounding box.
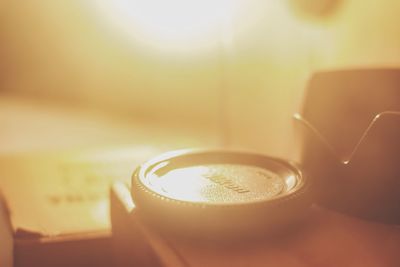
[148,166,210,202]
[90,0,237,52]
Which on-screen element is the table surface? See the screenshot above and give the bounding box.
[139,205,400,267]
[1,94,400,267]
[0,93,216,155]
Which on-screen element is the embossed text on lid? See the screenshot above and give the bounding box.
[140,163,297,204]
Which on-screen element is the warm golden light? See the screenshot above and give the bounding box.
[148,166,211,202]
[143,162,290,204]
[90,0,237,52]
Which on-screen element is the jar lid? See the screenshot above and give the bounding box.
[131,150,311,239]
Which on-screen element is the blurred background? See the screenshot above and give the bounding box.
[1,0,400,157]
[2,2,400,266]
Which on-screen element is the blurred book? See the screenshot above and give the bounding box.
[0,147,164,267]
[0,189,13,267]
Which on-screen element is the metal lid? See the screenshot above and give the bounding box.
[131,150,311,239]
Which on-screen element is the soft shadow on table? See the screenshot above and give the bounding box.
[165,205,400,267]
